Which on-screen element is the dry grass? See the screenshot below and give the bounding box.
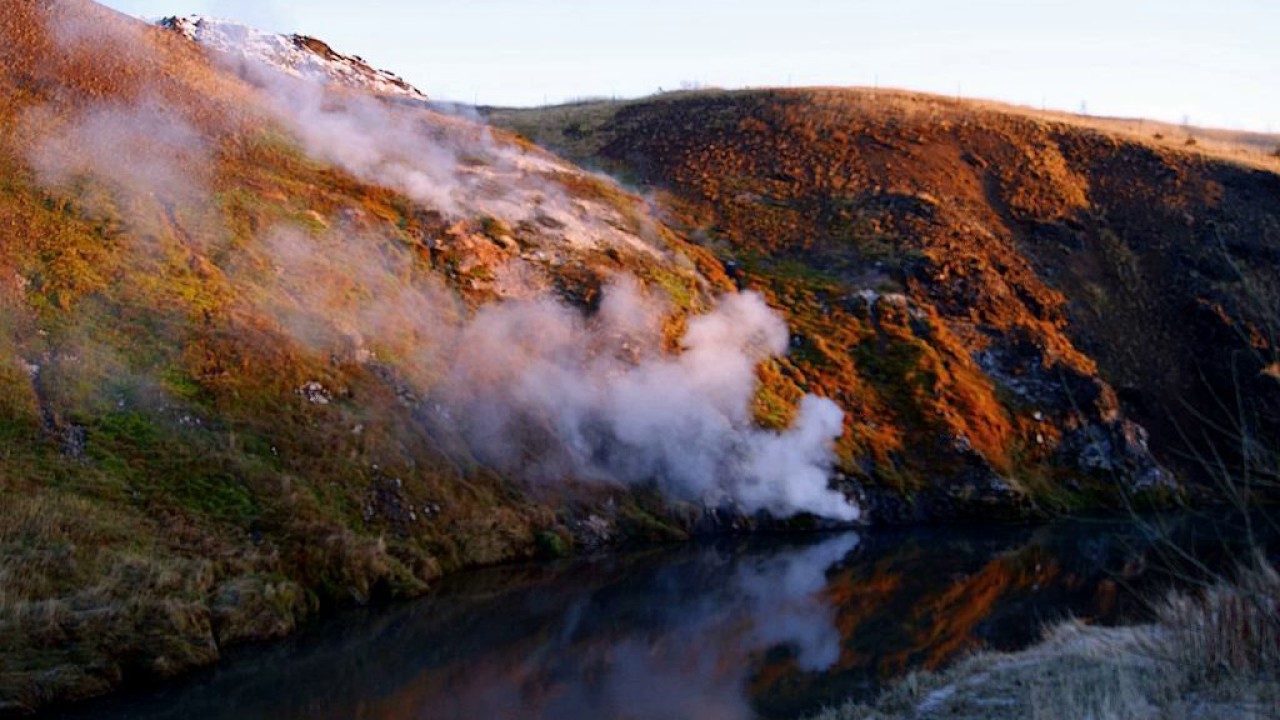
[492,84,1280,516]
[1157,558,1280,693]
[806,560,1280,720]
[0,2,1275,714]
[0,488,221,712]
[0,3,748,713]
[0,3,537,712]
[495,87,1122,506]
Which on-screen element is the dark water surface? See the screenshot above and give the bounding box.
[63,513,1271,720]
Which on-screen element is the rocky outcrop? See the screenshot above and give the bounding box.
[158,15,429,101]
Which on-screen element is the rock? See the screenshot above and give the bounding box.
[296,381,332,405]
[572,514,616,549]
[62,424,86,460]
[1059,419,1175,495]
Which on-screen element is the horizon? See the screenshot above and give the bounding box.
[98,0,1277,134]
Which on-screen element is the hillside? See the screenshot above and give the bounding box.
[0,1,745,713]
[490,88,1280,518]
[1,0,1278,715]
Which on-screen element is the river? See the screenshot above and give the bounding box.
[61,512,1269,720]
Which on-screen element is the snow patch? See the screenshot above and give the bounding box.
[158,16,428,101]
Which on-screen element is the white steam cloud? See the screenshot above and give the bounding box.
[443,277,858,520]
[23,98,210,213]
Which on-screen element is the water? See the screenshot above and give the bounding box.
[65,513,1272,720]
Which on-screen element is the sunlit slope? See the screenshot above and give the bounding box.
[491,88,1280,516]
[0,1,730,712]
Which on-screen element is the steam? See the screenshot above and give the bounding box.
[259,75,467,214]
[218,48,572,222]
[539,532,861,719]
[242,226,460,380]
[444,277,858,520]
[23,98,210,216]
[736,531,860,670]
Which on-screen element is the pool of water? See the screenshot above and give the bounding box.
[63,512,1271,720]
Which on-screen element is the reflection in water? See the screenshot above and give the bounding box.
[407,533,860,720]
[67,514,1271,720]
[740,534,860,672]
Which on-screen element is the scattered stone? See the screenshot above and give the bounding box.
[296,381,332,405]
[62,424,86,460]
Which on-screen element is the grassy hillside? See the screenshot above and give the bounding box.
[0,1,726,713]
[490,88,1280,518]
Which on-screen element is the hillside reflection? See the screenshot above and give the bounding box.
[71,514,1267,720]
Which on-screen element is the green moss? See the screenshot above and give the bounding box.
[753,379,797,430]
[161,367,207,404]
[620,506,689,543]
[763,255,845,285]
[87,411,262,526]
[535,529,572,558]
[641,264,695,309]
[479,214,512,239]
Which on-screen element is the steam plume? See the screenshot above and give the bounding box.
[443,277,859,520]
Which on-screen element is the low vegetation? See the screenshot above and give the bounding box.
[807,558,1280,719]
[0,4,720,713]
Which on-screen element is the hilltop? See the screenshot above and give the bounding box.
[1,0,1278,715]
[156,15,430,102]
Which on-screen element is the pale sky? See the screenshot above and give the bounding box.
[101,0,1276,132]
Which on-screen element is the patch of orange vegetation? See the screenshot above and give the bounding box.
[0,0,257,133]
